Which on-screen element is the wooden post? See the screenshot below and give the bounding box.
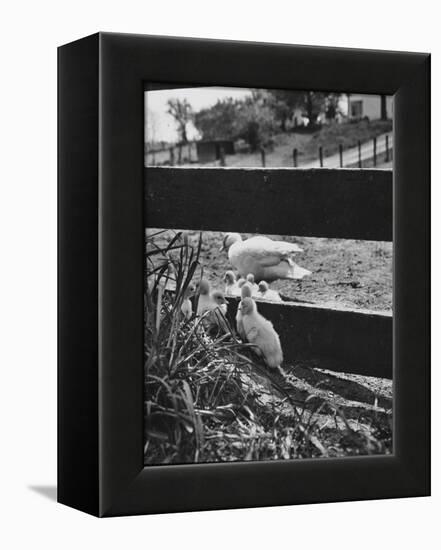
[339,144,343,167]
[188,142,192,162]
[373,137,377,167]
[358,140,362,168]
[178,144,182,165]
[381,95,387,121]
[319,146,323,167]
[169,147,175,166]
[219,145,226,167]
[293,148,298,167]
[261,147,266,167]
[385,135,390,162]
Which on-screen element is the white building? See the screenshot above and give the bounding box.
[341,94,393,121]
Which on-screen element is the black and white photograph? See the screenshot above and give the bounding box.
[144,85,393,465]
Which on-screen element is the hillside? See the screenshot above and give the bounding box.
[208,119,393,168]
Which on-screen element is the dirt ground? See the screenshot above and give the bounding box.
[243,359,393,457]
[148,229,393,312]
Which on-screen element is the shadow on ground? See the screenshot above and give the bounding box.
[28,485,57,502]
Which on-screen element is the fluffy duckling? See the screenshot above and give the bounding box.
[220,232,311,282]
[239,297,283,369]
[246,273,259,295]
[196,279,228,329]
[223,270,240,296]
[180,283,196,320]
[257,281,282,302]
[210,290,228,317]
[199,283,229,334]
[235,283,253,340]
[196,279,215,315]
[237,277,246,289]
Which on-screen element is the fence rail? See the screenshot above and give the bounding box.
[145,166,393,378]
[227,298,392,379]
[145,167,392,241]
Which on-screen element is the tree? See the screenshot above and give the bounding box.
[304,91,326,125]
[264,89,329,128]
[324,93,342,121]
[265,89,305,131]
[236,96,277,151]
[193,98,241,141]
[166,98,193,143]
[193,94,277,151]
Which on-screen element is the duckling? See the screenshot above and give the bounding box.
[196,279,215,315]
[210,290,228,316]
[196,279,228,328]
[180,283,196,319]
[257,280,282,302]
[237,277,246,289]
[223,270,240,296]
[220,233,311,282]
[246,273,259,295]
[198,283,229,334]
[235,283,253,340]
[239,297,283,369]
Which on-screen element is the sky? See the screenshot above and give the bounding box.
[145,86,252,143]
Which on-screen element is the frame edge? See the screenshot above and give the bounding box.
[57,33,100,517]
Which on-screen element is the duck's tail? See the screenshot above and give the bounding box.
[286,257,312,279]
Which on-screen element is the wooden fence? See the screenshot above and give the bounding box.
[147,134,393,169]
[145,166,393,379]
[145,142,198,166]
[296,133,392,169]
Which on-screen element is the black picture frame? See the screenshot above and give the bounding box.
[58,32,430,517]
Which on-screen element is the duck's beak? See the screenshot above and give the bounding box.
[219,245,225,252]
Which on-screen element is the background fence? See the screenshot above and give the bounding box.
[146,134,393,169]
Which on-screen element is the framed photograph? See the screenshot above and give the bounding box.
[58,32,430,516]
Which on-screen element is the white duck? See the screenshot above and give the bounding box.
[235,283,253,340]
[196,279,229,333]
[196,279,227,316]
[180,283,196,319]
[239,297,283,368]
[257,281,282,302]
[236,277,246,290]
[209,290,228,317]
[245,273,259,295]
[220,233,311,282]
[223,270,240,296]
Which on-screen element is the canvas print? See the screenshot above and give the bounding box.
[144,85,393,465]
